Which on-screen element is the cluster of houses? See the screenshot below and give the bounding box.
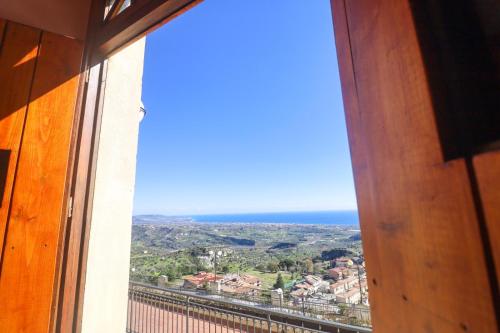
[182,271,223,289]
[181,256,368,306]
[290,275,330,298]
[183,271,262,296]
[289,257,368,305]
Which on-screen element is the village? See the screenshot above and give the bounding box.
[176,256,369,311]
[130,222,369,323]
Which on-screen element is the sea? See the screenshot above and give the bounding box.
[191,210,359,225]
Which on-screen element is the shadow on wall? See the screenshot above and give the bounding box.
[0,21,83,122]
[0,150,10,207]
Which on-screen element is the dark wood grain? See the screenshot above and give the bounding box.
[408,1,500,159]
[0,30,82,333]
[0,150,10,205]
[97,0,202,55]
[0,21,40,264]
[0,19,6,50]
[473,150,500,290]
[331,0,498,332]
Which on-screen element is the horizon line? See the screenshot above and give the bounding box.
[133,209,358,217]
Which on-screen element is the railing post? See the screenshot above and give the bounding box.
[186,296,190,333]
[267,314,272,333]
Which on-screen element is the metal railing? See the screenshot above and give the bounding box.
[171,287,371,326]
[127,282,372,333]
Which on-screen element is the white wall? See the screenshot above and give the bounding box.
[81,38,145,333]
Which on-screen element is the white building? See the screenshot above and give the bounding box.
[336,288,361,304]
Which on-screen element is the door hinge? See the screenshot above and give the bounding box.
[68,196,74,219]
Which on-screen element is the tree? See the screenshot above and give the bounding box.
[273,273,285,290]
[267,262,279,273]
[320,248,353,261]
[255,263,267,272]
[279,258,295,271]
[164,266,180,280]
[313,262,323,274]
[304,259,314,273]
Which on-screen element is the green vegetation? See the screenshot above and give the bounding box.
[319,248,354,261]
[130,219,363,290]
[273,273,285,289]
[245,270,294,289]
[130,249,207,283]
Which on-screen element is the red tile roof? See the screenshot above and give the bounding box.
[184,272,223,286]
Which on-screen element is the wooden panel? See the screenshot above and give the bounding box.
[0,19,6,49]
[331,0,498,332]
[474,150,500,289]
[0,21,41,261]
[0,30,82,333]
[409,1,500,159]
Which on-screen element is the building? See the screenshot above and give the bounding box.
[355,280,368,294]
[291,275,330,297]
[304,275,323,288]
[330,275,361,299]
[333,257,353,268]
[217,274,262,296]
[342,276,358,289]
[328,267,351,280]
[330,281,347,295]
[336,288,361,304]
[290,288,308,298]
[183,272,223,289]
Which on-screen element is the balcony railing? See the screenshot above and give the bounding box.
[127,282,372,333]
[168,286,371,326]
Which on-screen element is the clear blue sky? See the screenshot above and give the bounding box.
[133,0,357,215]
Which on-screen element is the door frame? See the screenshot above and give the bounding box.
[56,0,500,332]
[55,1,203,331]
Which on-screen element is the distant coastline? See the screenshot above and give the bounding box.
[134,210,359,225]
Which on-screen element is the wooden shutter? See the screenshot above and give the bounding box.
[0,20,83,333]
[331,0,499,332]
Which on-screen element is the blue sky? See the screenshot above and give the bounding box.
[133,0,357,215]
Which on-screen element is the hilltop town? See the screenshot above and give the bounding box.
[130,218,368,324]
[179,255,368,307]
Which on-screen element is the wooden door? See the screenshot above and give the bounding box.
[0,19,83,333]
[331,1,499,332]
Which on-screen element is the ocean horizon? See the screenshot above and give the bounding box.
[134,210,359,225]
